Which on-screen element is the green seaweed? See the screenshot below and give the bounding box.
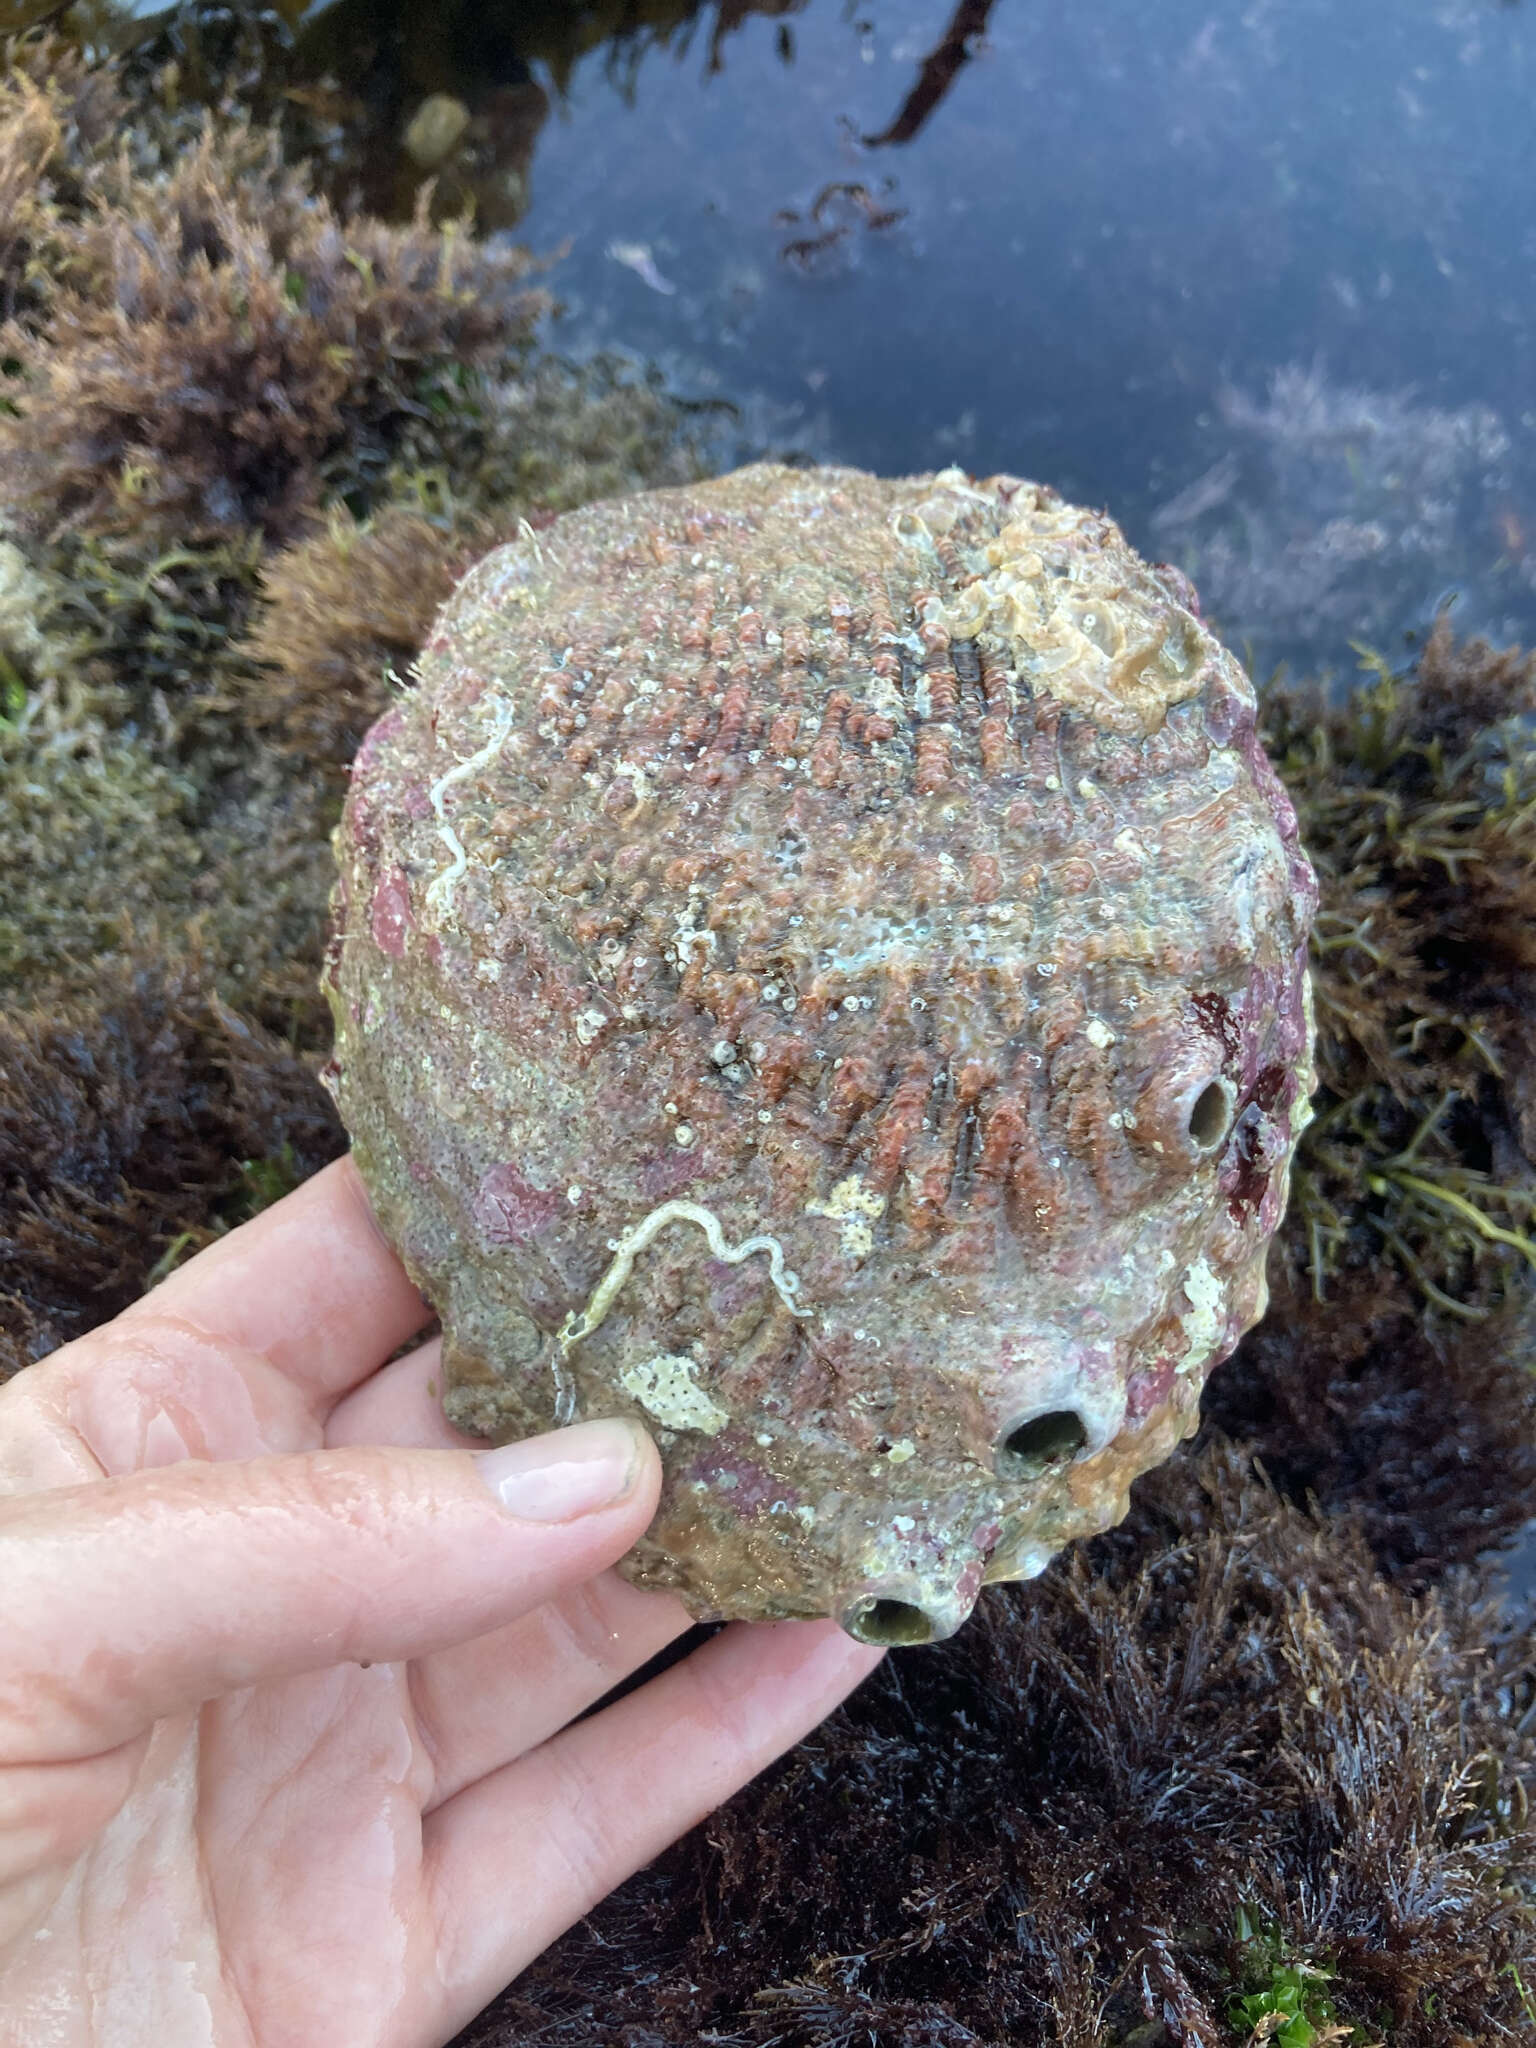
[228,1142,305,1220]
[1225,1913,1372,2048]
[1228,1963,1347,2048]
[1262,624,1536,1319]
[384,349,727,527]
[0,706,202,983]
[13,528,267,745]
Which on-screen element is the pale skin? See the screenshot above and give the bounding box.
[0,1157,884,2047]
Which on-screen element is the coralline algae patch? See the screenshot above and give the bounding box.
[326,462,1317,1644]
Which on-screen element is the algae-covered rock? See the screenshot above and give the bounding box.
[0,714,199,983]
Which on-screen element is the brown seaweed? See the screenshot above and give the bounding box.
[241,503,484,771]
[0,77,547,546]
[0,952,343,1378]
[465,1446,1534,2048]
[1203,1266,1536,1591]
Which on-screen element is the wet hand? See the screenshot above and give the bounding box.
[0,1157,882,2047]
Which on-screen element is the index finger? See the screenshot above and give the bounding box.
[119,1155,432,1415]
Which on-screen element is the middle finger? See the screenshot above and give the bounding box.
[325,1332,466,1452]
[409,1568,693,1811]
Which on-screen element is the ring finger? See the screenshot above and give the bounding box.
[409,1568,695,1811]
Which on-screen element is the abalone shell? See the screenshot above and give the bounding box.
[326,463,1317,1644]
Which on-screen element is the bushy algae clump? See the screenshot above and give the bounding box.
[1264,623,1536,1319]
[482,1430,1535,2048]
[0,954,343,1374]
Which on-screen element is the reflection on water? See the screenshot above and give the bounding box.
[11,0,1536,673]
[497,0,1536,675]
[858,0,993,148]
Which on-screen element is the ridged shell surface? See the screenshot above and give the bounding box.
[326,463,1317,1645]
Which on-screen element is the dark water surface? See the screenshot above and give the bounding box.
[102,0,1536,673]
[472,0,1536,676]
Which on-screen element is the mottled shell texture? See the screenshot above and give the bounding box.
[327,463,1317,1646]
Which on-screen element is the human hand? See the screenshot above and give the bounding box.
[0,1157,883,2047]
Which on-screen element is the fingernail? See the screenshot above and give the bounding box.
[473,1418,644,1523]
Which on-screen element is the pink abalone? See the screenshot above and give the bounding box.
[325,463,1316,1645]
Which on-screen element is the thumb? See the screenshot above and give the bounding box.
[0,1419,659,1764]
